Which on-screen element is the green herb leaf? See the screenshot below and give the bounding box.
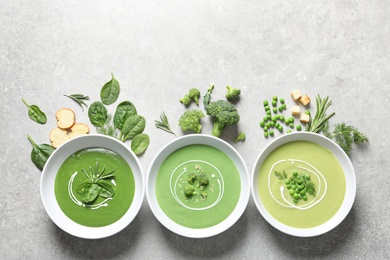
[131,133,150,155]
[274,171,287,180]
[97,181,115,198]
[82,183,101,203]
[76,182,91,195]
[306,95,335,133]
[121,115,146,142]
[88,101,108,127]
[154,111,176,136]
[22,98,47,124]
[114,101,137,131]
[27,135,55,171]
[64,93,89,111]
[100,73,120,105]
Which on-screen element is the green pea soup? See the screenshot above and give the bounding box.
[257,140,346,229]
[55,147,135,227]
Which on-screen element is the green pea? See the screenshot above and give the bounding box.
[289,123,294,128]
[278,106,283,112]
[289,189,295,195]
[272,116,277,122]
[283,104,287,109]
[298,185,303,190]
[266,110,271,115]
[267,115,271,120]
[289,117,294,123]
[269,130,274,136]
[286,184,291,189]
[285,179,290,184]
[279,115,285,121]
[263,116,268,122]
[278,126,283,132]
[293,199,298,204]
[264,132,269,138]
[296,125,302,131]
[297,179,303,184]
[287,130,292,133]
[273,108,278,114]
[280,98,285,104]
[291,185,296,190]
[275,122,280,128]
[273,96,278,101]
[305,174,310,180]
[293,171,298,177]
[272,100,277,107]
[264,126,268,131]
[300,190,306,196]
[265,105,270,111]
[293,193,299,199]
[270,122,274,127]
[260,121,265,128]
[305,110,310,115]
[303,196,308,201]
[263,100,268,106]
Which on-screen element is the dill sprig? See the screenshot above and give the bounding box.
[323,122,369,155]
[155,111,176,136]
[274,171,287,180]
[306,95,335,133]
[64,93,89,111]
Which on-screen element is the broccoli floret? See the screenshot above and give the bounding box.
[180,94,191,106]
[188,88,201,105]
[184,185,197,196]
[179,110,205,133]
[187,172,196,184]
[205,100,240,137]
[234,132,245,143]
[225,86,241,101]
[195,173,209,187]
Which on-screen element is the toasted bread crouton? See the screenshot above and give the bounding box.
[56,108,75,129]
[291,106,300,116]
[69,123,90,138]
[291,89,302,101]
[50,127,70,148]
[300,113,310,123]
[299,94,311,106]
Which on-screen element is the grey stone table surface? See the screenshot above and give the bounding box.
[1,0,389,259]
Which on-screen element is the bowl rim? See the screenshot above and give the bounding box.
[251,132,356,237]
[40,134,145,239]
[146,134,250,238]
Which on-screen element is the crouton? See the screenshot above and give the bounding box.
[299,94,311,106]
[49,127,70,148]
[291,89,302,101]
[291,106,300,116]
[55,108,75,129]
[69,123,90,138]
[300,113,310,123]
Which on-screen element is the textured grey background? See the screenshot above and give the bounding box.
[1,0,389,259]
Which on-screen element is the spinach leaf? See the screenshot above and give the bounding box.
[121,115,146,142]
[82,183,101,203]
[88,101,108,127]
[76,182,91,195]
[27,135,55,171]
[22,98,47,124]
[100,73,120,105]
[97,180,115,198]
[131,133,150,155]
[113,101,137,130]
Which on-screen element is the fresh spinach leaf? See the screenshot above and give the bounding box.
[100,73,120,105]
[82,183,101,203]
[22,98,47,124]
[97,181,115,198]
[131,133,150,155]
[27,135,55,171]
[113,101,137,130]
[122,115,146,142]
[88,101,108,127]
[76,182,91,195]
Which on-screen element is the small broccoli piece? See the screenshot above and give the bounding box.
[225,86,241,101]
[203,84,214,108]
[205,100,240,137]
[184,185,197,196]
[195,173,209,187]
[188,88,201,105]
[179,110,205,133]
[187,172,196,184]
[234,132,245,143]
[180,94,191,106]
[200,191,208,199]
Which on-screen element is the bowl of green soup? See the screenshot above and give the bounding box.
[41,134,144,239]
[251,132,356,237]
[146,134,250,238]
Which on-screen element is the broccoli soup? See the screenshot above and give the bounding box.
[257,141,346,229]
[156,144,241,229]
[55,147,135,227]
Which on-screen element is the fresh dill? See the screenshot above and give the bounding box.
[323,122,369,155]
[274,171,287,180]
[155,111,176,136]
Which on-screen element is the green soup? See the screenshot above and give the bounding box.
[258,141,346,228]
[156,144,241,229]
[55,148,135,227]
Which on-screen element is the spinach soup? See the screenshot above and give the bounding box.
[55,147,135,227]
[257,141,346,229]
[156,144,241,229]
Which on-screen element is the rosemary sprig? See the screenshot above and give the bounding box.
[64,93,90,111]
[306,95,335,133]
[155,111,176,136]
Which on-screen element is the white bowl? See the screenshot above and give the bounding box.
[146,134,250,238]
[40,134,144,239]
[251,132,356,237]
